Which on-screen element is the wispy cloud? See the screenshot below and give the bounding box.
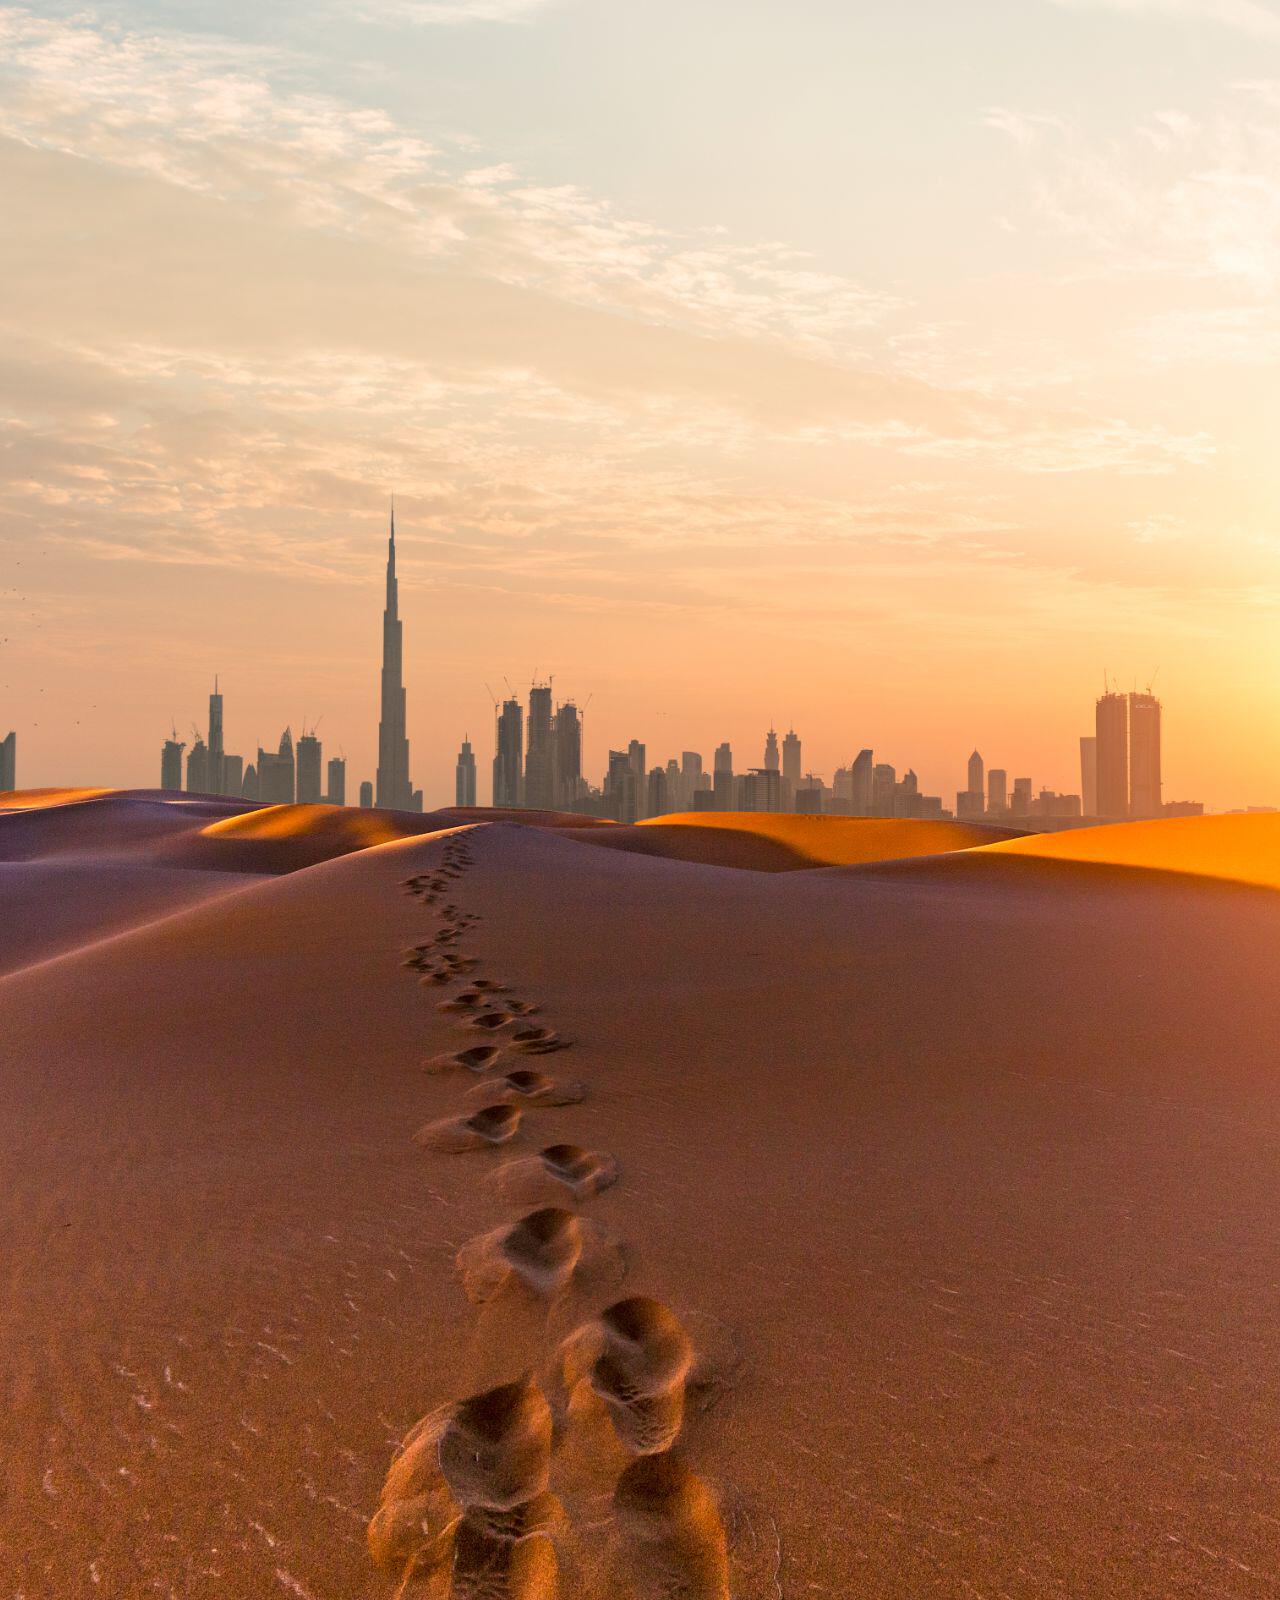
[984,86,1280,292]
[0,8,897,365]
[1046,0,1280,40]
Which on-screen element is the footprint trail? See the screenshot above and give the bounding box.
[370,827,750,1596]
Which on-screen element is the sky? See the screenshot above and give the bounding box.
[3,0,1280,809]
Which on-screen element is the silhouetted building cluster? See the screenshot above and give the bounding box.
[160,687,346,808]
[488,683,585,812]
[1084,688,1199,820]
[156,509,424,812]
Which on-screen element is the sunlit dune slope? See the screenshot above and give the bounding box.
[0,786,114,811]
[578,810,1027,871]
[974,812,1280,891]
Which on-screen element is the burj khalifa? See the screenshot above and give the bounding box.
[375,506,416,811]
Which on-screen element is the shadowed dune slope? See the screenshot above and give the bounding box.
[573,810,1027,871]
[0,860,260,977]
[0,791,254,861]
[0,792,269,972]
[6,818,1280,1595]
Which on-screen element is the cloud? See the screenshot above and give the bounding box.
[983,85,1280,292]
[0,8,897,366]
[1045,0,1280,39]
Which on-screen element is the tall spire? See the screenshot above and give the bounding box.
[376,501,413,811]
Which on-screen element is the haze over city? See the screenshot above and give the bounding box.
[5,0,1280,809]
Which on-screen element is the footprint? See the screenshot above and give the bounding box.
[542,1144,618,1198]
[464,1071,587,1109]
[508,1028,570,1056]
[492,1144,619,1207]
[470,979,509,994]
[458,1209,625,1307]
[437,993,484,1014]
[465,1011,518,1034]
[562,1298,694,1455]
[424,1045,504,1075]
[414,1103,521,1152]
[457,1208,584,1302]
[372,1381,559,1598]
[439,1377,553,1511]
[504,1001,541,1017]
[608,1455,730,1600]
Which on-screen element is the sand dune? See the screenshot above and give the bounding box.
[601,809,1025,871]
[5,794,1280,1595]
[977,810,1280,889]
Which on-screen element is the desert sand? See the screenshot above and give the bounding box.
[4,790,1280,1596]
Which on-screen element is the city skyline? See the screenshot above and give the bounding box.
[0,535,1235,815]
[127,541,1206,821]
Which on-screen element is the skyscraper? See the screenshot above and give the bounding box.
[376,507,413,811]
[628,740,647,818]
[764,728,780,772]
[605,750,639,823]
[493,697,523,807]
[525,683,555,809]
[208,679,224,796]
[456,738,477,807]
[296,730,322,804]
[713,742,733,810]
[326,756,346,806]
[851,749,874,816]
[987,768,1008,813]
[871,763,896,816]
[1079,735,1098,817]
[186,737,209,794]
[0,730,16,791]
[221,754,243,796]
[160,733,185,792]
[359,780,373,808]
[781,729,801,792]
[1095,691,1129,820]
[1128,692,1162,819]
[554,702,582,810]
[258,728,296,804]
[680,751,704,810]
[966,750,985,813]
